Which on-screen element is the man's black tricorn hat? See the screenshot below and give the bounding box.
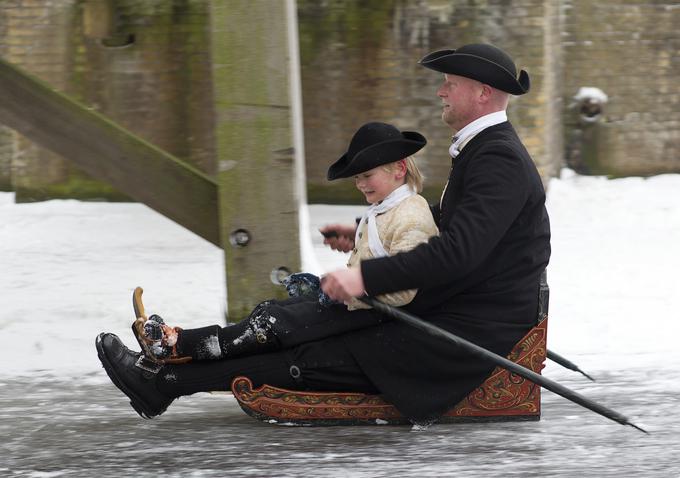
[419,43,530,95]
[327,122,426,180]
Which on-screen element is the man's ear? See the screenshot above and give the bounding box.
[479,83,493,103]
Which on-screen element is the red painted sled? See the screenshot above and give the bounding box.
[231,275,550,426]
[231,319,546,425]
[232,317,548,426]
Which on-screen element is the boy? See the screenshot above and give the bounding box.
[135,121,437,361]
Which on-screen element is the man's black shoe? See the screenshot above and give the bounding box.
[96,332,173,419]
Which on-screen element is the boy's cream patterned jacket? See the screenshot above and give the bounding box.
[347,194,438,310]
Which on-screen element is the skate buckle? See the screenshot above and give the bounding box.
[135,354,163,374]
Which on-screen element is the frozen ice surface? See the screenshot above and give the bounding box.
[1,170,679,476]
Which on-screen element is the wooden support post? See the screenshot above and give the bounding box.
[210,0,305,321]
[0,57,220,246]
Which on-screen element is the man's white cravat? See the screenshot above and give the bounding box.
[356,184,415,258]
[448,110,508,158]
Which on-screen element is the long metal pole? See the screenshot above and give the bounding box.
[360,297,647,434]
[548,349,596,381]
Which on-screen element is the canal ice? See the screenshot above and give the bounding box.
[1,169,679,476]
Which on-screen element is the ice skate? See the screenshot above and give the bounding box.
[131,287,191,364]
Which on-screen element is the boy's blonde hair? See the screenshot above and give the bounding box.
[383,157,424,193]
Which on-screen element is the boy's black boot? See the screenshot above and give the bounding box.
[221,301,280,357]
[96,333,173,419]
[176,301,280,360]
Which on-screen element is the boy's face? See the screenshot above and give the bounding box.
[354,160,407,204]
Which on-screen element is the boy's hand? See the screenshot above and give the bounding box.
[321,268,365,303]
[320,223,356,253]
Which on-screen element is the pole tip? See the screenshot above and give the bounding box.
[629,422,649,434]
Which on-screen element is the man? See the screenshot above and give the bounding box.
[96,43,549,424]
[320,43,550,420]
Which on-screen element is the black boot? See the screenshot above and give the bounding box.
[176,301,280,360]
[95,333,173,419]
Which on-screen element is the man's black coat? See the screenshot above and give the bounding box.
[349,121,551,421]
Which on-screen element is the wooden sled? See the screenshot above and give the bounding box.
[232,274,550,426]
[231,318,547,426]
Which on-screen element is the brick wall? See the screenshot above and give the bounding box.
[0,6,10,190]
[562,0,680,176]
[0,0,216,201]
[0,126,11,191]
[2,0,678,200]
[299,0,561,203]
[1,0,77,199]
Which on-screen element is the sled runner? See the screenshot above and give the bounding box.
[232,277,550,426]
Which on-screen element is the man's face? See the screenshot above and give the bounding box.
[437,74,481,132]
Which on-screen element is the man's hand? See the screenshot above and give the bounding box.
[321,268,365,303]
[320,223,356,253]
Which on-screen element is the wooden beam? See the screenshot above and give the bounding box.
[211,0,304,320]
[0,57,220,246]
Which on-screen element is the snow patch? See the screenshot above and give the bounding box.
[196,335,222,360]
[573,86,608,104]
[232,328,254,346]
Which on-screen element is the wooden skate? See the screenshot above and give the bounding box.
[131,287,191,365]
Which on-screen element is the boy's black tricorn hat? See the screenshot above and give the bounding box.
[420,43,530,95]
[327,122,426,180]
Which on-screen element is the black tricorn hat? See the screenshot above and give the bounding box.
[327,122,426,180]
[420,43,530,95]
